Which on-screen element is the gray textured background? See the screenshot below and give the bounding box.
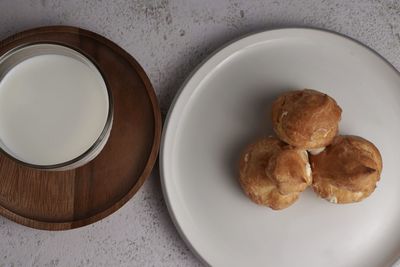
[0,0,399,266]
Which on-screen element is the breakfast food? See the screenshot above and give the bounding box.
[238,88,382,209]
[239,137,312,210]
[310,135,382,204]
[271,89,342,150]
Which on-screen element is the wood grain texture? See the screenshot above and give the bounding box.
[0,26,161,230]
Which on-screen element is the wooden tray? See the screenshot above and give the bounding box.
[0,26,161,230]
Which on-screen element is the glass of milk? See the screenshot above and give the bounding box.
[0,43,113,171]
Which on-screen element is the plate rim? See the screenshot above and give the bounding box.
[160,27,400,266]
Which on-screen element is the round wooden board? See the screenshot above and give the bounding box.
[0,26,161,230]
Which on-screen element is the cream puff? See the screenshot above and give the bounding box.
[239,137,312,210]
[310,135,382,204]
[271,89,342,149]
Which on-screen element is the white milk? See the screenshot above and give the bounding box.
[0,54,109,166]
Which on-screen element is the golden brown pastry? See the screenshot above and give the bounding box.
[239,137,312,210]
[310,135,382,204]
[271,89,342,149]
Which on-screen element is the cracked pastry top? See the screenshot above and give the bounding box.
[271,89,342,150]
[239,137,312,210]
[310,135,382,204]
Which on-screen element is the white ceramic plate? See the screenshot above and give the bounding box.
[161,28,400,267]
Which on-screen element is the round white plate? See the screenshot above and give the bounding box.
[161,28,400,267]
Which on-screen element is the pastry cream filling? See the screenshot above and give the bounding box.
[305,162,312,178]
[327,196,337,204]
[354,192,364,198]
[308,147,325,155]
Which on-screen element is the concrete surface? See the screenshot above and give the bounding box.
[0,0,400,266]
